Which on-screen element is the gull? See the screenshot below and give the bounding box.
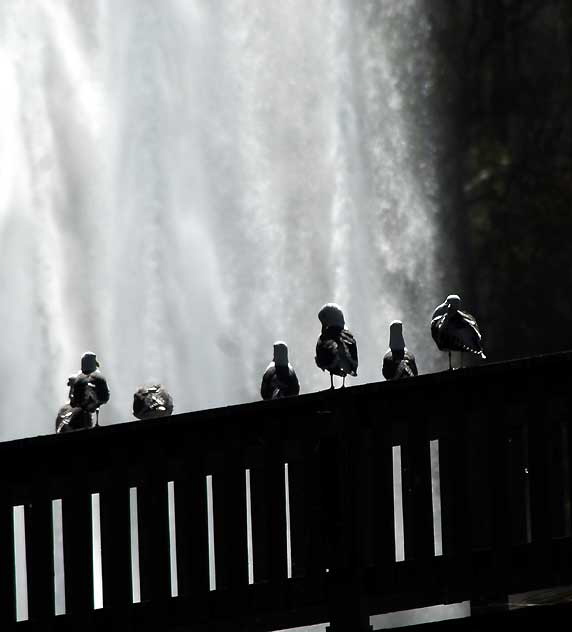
[431,294,485,369]
[261,341,300,400]
[382,320,418,380]
[315,303,358,388]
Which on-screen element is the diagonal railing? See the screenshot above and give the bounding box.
[1,351,572,631]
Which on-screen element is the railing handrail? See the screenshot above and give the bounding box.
[1,349,571,631]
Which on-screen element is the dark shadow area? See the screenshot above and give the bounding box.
[425,0,572,361]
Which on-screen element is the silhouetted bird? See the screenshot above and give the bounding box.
[69,352,110,426]
[431,294,486,369]
[261,341,300,400]
[55,374,93,433]
[133,384,174,419]
[55,372,98,434]
[315,303,358,388]
[382,320,418,380]
[55,405,93,433]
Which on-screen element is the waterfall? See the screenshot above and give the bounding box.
[0,1,443,441]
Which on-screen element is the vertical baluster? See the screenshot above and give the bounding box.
[541,389,572,590]
[371,411,396,595]
[438,414,471,604]
[288,435,324,581]
[0,498,16,626]
[562,419,572,539]
[211,469,248,588]
[62,488,93,615]
[466,412,492,551]
[173,441,209,603]
[400,417,434,564]
[305,438,328,581]
[284,439,303,579]
[507,420,529,547]
[472,411,511,615]
[99,440,133,611]
[528,399,552,588]
[325,398,372,632]
[547,415,569,538]
[249,457,270,585]
[319,430,340,580]
[357,424,374,570]
[463,403,493,613]
[131,433,171,608]
[211,438,249,598]
[264,425,288,586]
[100,483,132,610]
[249,420,288,617]
[137,479,171,602]
[24,497,54,621]
[564,412,572,587]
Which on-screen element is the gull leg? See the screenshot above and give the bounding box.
[330,373,334,390]
[342,375,346,388]
[448,352,452,371]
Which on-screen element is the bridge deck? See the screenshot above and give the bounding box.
[1,351,572,631]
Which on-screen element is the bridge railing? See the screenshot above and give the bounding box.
[1,352,571,631]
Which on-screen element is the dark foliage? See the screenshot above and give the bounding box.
[427,0,572,359]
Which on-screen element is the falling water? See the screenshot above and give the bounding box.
[0,1,443,441]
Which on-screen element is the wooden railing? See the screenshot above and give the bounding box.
[1,352,572,631]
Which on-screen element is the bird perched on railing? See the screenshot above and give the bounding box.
[315,303,358,389]
[261,341,300,400]
[382,320,418,380]
[431,294,486,370]
[55,375,93,433]
[69,352,110,426]
[133,384,174,419]
[56,353,110,433]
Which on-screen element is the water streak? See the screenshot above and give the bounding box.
[0,1,443,440]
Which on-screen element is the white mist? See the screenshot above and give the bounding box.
[0,1,442,440]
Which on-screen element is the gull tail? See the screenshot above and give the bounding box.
[463,345,486,359]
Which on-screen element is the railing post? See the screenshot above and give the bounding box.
[210,425,249,612]
[438,405,471,605]
[528,397,553,587]
[100,442,133,612]
[370,400,396,604]
[173,434,210,606]
[325,392,372,632]
[62,481,94,615]
[0,495,16,627]
[24,494,55,621]
[399,410,435,567]
[137,439,171,604]
[470,402,511,616]
[286,418,329,599]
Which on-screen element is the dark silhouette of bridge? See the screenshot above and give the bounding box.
[1,352,572,631]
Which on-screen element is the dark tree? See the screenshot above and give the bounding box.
[427,0,572,359]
